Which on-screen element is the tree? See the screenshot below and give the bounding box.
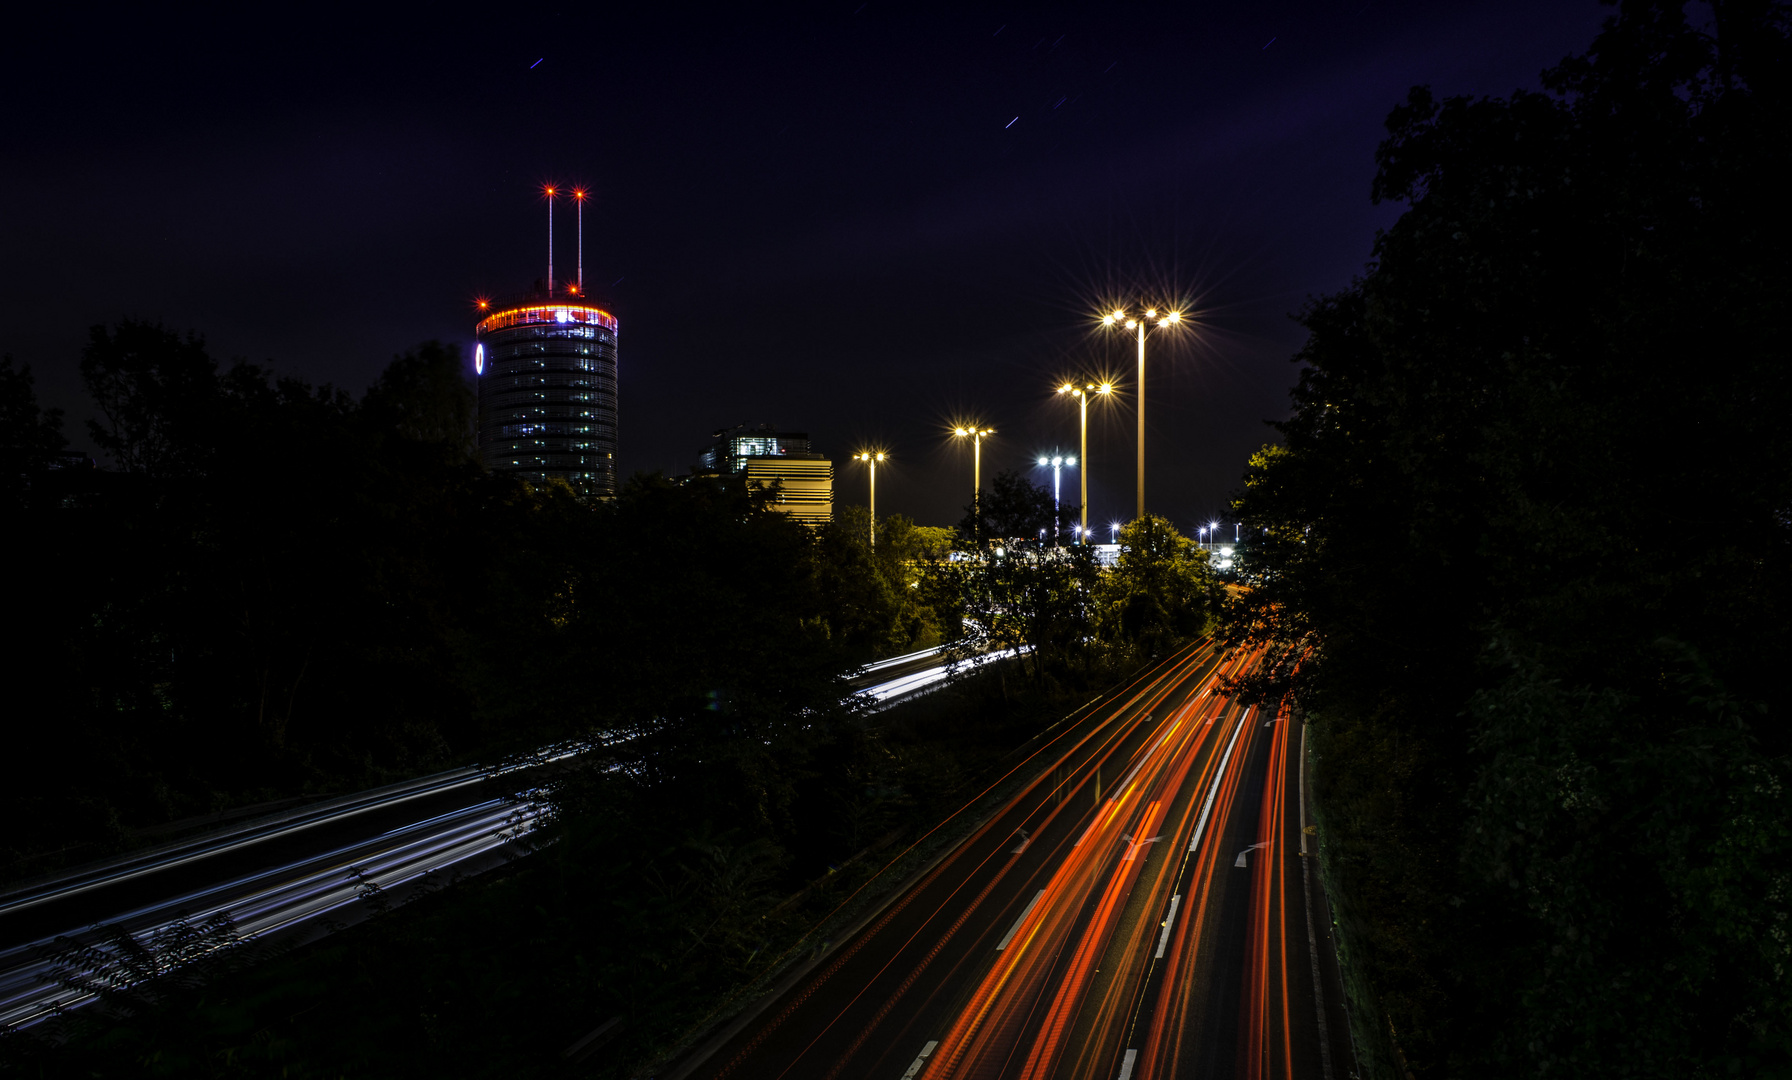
[813,506,905,660]
[361,341,477,459]
[1098,516,1214,655]
[942,482,1105,685]
[1225,3,1792,1074]
[79,320,220,476]
[956,470,1075,549]
[0,355,69,487]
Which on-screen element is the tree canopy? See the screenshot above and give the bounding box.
[1226,3,1792,1075]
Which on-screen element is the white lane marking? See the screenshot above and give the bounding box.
[1189,707,1252,852]
[1011,828,1030,854]
[1121,833,1162,861]
[1155,894,1182,959]
[1263,715,1285,728]
[996,890,1047,951]
[1234,841,1269,867]
[901,1039,940,1079]
[1117,1047,1138,1079]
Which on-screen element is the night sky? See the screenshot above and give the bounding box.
[3,3,1607,530]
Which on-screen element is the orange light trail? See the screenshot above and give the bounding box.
[930,648,1266,1080]
[709,647,1219,1080]
[697,640,1321,1080]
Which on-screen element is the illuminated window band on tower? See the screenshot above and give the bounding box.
[473,185,618,497]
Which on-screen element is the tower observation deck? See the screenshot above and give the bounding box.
[475,292,618,497]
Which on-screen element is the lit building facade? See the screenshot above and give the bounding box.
[475,296,619,497]
[698,424,833,527]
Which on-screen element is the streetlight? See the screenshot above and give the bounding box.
[953,426,995,506]
[1056,380,1113,541]
[1035,454,1076,546]
[1109,521,1121,544]
[853,451,886,548]
[1100,306,1183,520]
[1198,525,1208,550]
[1208,519,1220,553]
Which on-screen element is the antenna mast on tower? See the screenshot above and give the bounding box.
[543,185,557,296]
[573,188,586,294]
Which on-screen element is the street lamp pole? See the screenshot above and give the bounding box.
[953,426,995,506]
[1101,307,1182,521]
[1135,319,1145,520]
[853,451,885,547]
[1036,454,1077,546]
[1056,381,1112,541]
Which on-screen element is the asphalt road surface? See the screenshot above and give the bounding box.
[675,642,1357,1080]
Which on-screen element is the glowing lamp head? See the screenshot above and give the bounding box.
[876,452,885,462]
[1102,314,1116,326]
[1037,456,1049,467]
[1146,308,1157,318]
[954,427,969,437]
[474,344,484,375]
[1066,456,1076,466]
[1098,383,1113,394]
[1112,309,1125,321]
[544,185,557,196]
[1125,319,1138,329]
[1058,383,1074,394]
[573,188,587,200]
[1166,311,1182,323]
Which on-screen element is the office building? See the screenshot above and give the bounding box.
[698,424,832,527]
[475,292,619,497]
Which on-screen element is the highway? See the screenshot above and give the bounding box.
[674,641,1355,1080]
[0,649,968,1032]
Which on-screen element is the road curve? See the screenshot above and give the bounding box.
[0,650,957,1032]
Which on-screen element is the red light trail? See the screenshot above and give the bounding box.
[687,640,1345,1080]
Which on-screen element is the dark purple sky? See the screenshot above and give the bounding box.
[3,3,1608,530]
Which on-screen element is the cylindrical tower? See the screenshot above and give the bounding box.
[475,296,619,497]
